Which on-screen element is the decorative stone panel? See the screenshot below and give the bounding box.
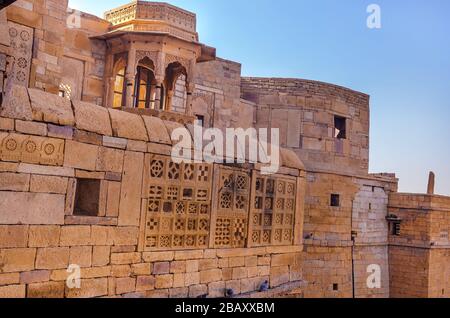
[7,21,33,86]
[211,166,251,248]
[0,133,64,166]
[142,155,213,251]
[248,172,297,247]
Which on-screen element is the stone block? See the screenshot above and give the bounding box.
[0,285,26,298]
[66,278,108,298]
[232,267,248,280]
[109,109,148,141]
[69,246,93,268]
[142,116,171,145]
[35,247,70,270]
[169,287,189,298]
[118,151,144,226]
[92,246,111,267]
[47,124,73,140]
[111,252,141,265]
[28,281,65,298]
[28,226,61,248]
[96,147,124,173]
[143,251,174,262]
[136,275,155,292]
[64,140,99,171]
[73,129,102,146]
[155,274,173,289]
[200,269,222,284]
[0,273,20,286]
[103,136,127,149]
[20,270,51,284]
[30,175,68,194]
[185,272,200,287]
[170,261,187,274]
[0,84,32,120]
[115,277,136,295]
[173,273,185,288]
[72,100,112,136]
[174,250,203,261]
[0,192,65,225]
[153,262,170,275]
[208,281,226,298]
[0,118,14,131]
[28,88,75,126]
[0,172,30,191]
[0,248,36,273]
[131,264,152,276]
[15,120,47,136]
[0,225,28,248]
[59,226,91,246]
[106,181,120,217]
[17,164,74,177]
[188,284,207,298]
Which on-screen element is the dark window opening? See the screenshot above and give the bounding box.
[113,68,127,108]
[196,115,205,127]
[74,179,101,217]
[331,194,340,207]
[391,222,401,236]
[334,116,347,139]
[58,90,65,98]
[369,203,372,211]
[333,284,339,291]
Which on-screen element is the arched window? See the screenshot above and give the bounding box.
[133,57,157,109]
[113,68,126,108]
[165,62,188,113]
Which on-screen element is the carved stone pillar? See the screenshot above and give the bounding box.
[125,48,136,108]
[427,171,435,195]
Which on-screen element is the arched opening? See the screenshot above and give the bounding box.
[164,62,188,113]
[133,57,157,109]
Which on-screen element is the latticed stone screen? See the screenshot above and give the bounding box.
[143,155,213,251]
[213,167,251,248]
[141,158,298,251]
[248,173,297,247]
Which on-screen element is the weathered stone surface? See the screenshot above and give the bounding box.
[0,118,14,131]
[28,226,61,248]
[69,246,93,268]
[66,278,108,298]
[64,140,99,170]
[118,151,144,226]
[20,270,51,284]
[0,285,26,298]
[0,172,30,191]
[142,116,171,145]
[73,100,112,136]
[0,192,65,225]
[30,175,68,194]
[74,129,103,146]
[92,246,111,267]
[17,164,74,177]
[96,147,124,173]
[28,88,75,126]
[0,225,28,248]
[28,281,65,298]
[47,124,73,140]
[103,136,127,149]
[15,120,47,136]
[0,84,32,120]
[0,248,36,273]
[109,109,148,141]
[35,247,70,270]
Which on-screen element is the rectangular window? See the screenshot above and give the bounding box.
[333,284,339,291]
[196,115,205,127]
[391,222,401,236]
[331,194,340,207]
[334,116,347,139]
[74,179,101,216]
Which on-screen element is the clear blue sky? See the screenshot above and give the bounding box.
[69,0,450,195]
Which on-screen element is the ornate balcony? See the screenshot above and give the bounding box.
[104,1,198,42]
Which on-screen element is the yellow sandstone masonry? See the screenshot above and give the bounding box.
[0,0,446,299]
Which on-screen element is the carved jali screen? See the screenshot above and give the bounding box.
[248,173,297,247]
[143,155,213,251]
[8,22,33,86]
[212,167,251,248]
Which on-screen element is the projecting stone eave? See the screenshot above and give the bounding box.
[90,30,216,63]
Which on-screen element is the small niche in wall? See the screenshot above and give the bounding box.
[334,116,347,140]
[74,179,101,217]
[333,283,339,291]
[330,194,340,207]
